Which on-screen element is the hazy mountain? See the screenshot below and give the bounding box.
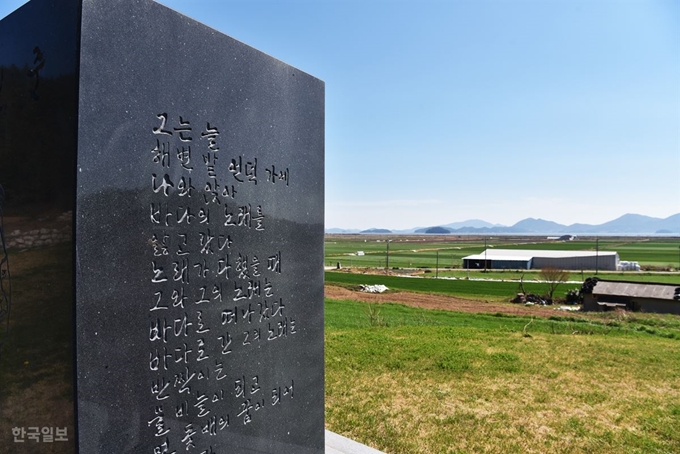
[414,226,452,234]
[392,228,421,234]
[360,228,392,234]
[325,228,361,234]
[442,219,499,229]
[512,218,566,233]
[411,219,501,234]
[567,214,680,234]
[325,213,680,235]
[658,213,680,232]
[509,214,680,234]
[450,225,524,234]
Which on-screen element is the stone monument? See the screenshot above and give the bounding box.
[0,0,325,452]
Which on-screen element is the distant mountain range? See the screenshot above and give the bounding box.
[326,213,680,235]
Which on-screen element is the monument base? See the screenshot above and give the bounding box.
[325,430,386,454]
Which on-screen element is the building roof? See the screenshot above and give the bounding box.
[593,281,680,301]
[462,254,533,262]
[462,249,618,261]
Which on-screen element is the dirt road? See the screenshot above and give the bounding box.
[325,285,567,318]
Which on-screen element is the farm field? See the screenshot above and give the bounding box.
[325,270,680,305]
[325,298,680,454]
[431,270,680,285]
[325,235,680,271]
[326,271,554,302]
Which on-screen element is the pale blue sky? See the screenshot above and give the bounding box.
[2,0,679,229]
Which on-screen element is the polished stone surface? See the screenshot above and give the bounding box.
[1,0,324,452]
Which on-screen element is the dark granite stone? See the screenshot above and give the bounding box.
[0,1,324,452]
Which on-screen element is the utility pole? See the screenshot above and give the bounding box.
[484,237,488,273]
[595,237,599,275]
[436,250,439,279]
[385,239,390,272]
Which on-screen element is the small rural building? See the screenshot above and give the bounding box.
[461,249,619,271]
[582,280,680,315]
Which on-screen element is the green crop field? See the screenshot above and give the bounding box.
[325,298,680,453]
[325,235,680,270]
[501,239,680,268]
[430,270,680,285]
[325,269,680,304]
[325,271,555,301]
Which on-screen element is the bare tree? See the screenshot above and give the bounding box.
[539,267,570,303]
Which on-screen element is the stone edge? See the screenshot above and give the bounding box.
[325,430,386,454]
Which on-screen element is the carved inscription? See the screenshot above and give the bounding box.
[148,113,296,453]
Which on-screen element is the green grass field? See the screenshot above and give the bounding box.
[326,269,680,304]
[325,298,680,453]
[430,270,680,285]
[325,271,680,301]
[325,236,680,270]
[326,271,554,301]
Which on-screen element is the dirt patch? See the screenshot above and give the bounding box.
[325,285,568,318]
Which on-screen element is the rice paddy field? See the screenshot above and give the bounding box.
[325,234,680,276]
[325,271,552,302]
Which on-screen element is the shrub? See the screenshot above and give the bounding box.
[565,288,581,304]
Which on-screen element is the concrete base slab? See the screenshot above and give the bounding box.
[325,430,386,454]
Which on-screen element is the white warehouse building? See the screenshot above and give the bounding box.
[462,249,619,271]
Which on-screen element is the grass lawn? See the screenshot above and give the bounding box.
[325,299,680,454]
